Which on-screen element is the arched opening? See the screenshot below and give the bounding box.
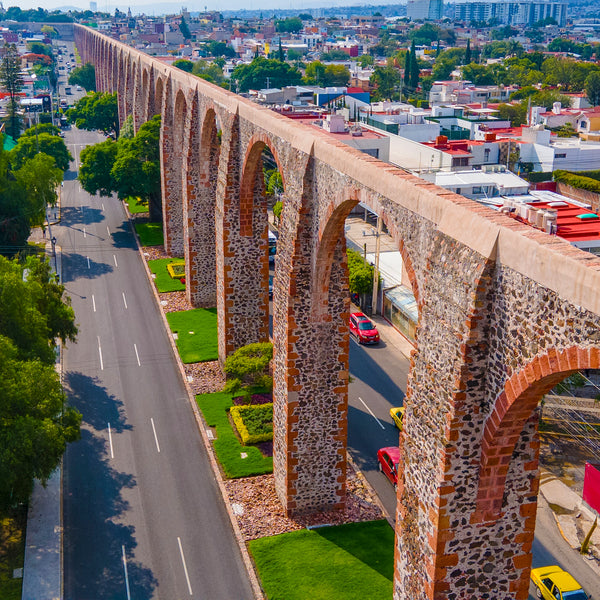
[183,103,220,308]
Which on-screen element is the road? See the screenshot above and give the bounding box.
[345,331,600,598]
[61,127,253,599]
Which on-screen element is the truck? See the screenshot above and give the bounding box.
[64,86,72,95]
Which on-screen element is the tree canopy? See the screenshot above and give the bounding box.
[68,62,96,91]
[232,58,302,92]
[79,115,162,220]
[66,92,119,136]
[173,59,194,73]
[275,17,303,33]
[0,44,24,139]
[0,254,80,509]
[10,132,72,172]
[304,61,350,86]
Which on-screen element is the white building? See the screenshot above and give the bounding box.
[407,0,443,21]
[453,0,567,26]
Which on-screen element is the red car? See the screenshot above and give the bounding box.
[377,446,400,491]
[349,312,380,344]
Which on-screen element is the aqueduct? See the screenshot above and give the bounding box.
[75,24,600,599]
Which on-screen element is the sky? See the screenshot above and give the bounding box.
[5,0,407,15]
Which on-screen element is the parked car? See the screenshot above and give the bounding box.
[531,566,590,600]
[377,446,400,491]
[349,312,380,344]
[390,407,404,430]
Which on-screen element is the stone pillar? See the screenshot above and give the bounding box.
[272,187,349,515]
[183,103,217,308]
[116,54,127,128]
[160,82,184,257]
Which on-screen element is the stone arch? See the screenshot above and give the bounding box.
[125,58,136,121]
[476,346,600,520]
[183,103,219,307]
[155,75,164,116]
[116,50,127,125]
[239,134,286,238]
[132,58,144,132]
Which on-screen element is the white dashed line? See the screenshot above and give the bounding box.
[87,256,90,269]
[92,294,96,312]
[133,343,141,366]
[122,292,128,309]
[358,396,385,430]
[122,546,131,600]
[150,418,161,453]
[98,336,104,370]
[107,422,114,459]
[177,537,193,596]
[113,255,118,267]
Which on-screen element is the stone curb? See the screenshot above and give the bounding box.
[124,207,265,600]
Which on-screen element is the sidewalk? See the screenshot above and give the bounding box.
[539,469,600,575]
[21,210,63,600]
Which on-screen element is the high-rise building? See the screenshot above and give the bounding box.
[407,0,443,21]
[453,0,567,27]
[89,1,97,11]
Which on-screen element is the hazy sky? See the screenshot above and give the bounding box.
[6,0,403,14]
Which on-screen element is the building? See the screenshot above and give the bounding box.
[453,0,567,27]
[406,0,443,21]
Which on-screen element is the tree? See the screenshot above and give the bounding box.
[403,50,410,87]
[11,133,72,172]
[464,39,471,65]
[78,140,118,197]
[370,65,402,100]
[347,248,375,296]
[173,59,194,73]
[179,16,191,40]
[585,72,600,107]
[0,44,24,139]
[232,58,302,92]
[66,92,119,136]
[358,54,374,68]
[275,17,303,33]
[192,60,225,86]
[0,255,80,509]
[27,41,52,57]
[304,61,326,85]
[14,153,63,227]
[21,123,61,137]
[78,115,162,220]
[409,40,420,89]
[201,40,236,59]
[278,40,284,62]
[68,62,96,91]
[320,48,350,61]
[223,342,273,398]
[41,25,58,37]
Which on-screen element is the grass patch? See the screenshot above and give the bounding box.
[166,308,218,363]
[197,391,273,478]
[148,258,186,292]
[0,506,26,600]
[249,520,394,600]
[125,196,149,214]
[135,222,164,247]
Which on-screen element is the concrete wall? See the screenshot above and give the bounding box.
[76,25,600,600]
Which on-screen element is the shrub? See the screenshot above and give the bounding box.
[554,170,600,194]
[230,403,273,444]
[167,261,186,279]
[224,342,273,399]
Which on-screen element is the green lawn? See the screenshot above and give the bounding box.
[249,520,394,600]
[125,196,149,214]
[166,308,218,363]
[0,507,26,600]
[148,258,185,292]
[135,222,164,247]
[197,391,273,478]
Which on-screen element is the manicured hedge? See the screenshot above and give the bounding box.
[230,403,273,444]
[553,170,600,193]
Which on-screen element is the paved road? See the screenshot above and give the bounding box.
[345,324,600,598]
[61,127,253,599]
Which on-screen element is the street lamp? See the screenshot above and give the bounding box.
[51,236,58,276]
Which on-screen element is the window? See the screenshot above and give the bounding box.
[484,148,490,162]
[473,186,482,194]
[555,153,566,158]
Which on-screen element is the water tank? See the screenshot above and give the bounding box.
[543,209,558,233]
[552,102,562,115]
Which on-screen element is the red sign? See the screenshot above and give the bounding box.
[583,462,600,514]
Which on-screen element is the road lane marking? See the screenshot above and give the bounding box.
[86,256,90,269]
[150,418,161,453]
[122,546,131,600]
[358,396,385,430]
[107,422,114,459]
[113,255,118,268]
[107,225,110,236]
[122,292,128,309]
[177,537,193,596]
[92,295,96,312]
[134,343,141,366]
[83,227,86,238]
[98,336,104,370]
[102,203,105,210]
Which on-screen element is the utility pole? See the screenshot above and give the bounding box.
[371,216,382,316]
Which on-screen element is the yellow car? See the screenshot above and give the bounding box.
[530,565,590,600]
[390,407,405,431]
